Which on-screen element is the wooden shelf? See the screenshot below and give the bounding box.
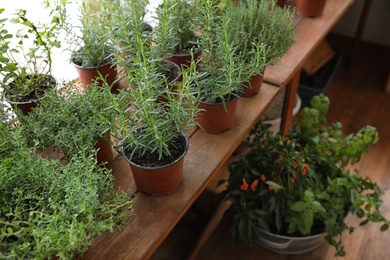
[80,83,281,260]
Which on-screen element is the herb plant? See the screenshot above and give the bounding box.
[224,0,294,81]
[193,0,252,105]
[19,84,117,162]
[0,142,133,259]
[221,94,389,256]
[0,8,60,102]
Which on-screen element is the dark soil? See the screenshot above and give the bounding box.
[125,135,186,167]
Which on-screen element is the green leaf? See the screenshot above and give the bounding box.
[290,201,306,212]
[380,223,389,232]
[266,181,283,190]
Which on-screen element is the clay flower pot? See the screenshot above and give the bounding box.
[296,0,327,18]
[164,49,202,72]
[95,133,114,165]
[276,0,287,7]
[121,133,189,196]
[241,70,265,97]
[196,96,239,134]
[73,60,118,91]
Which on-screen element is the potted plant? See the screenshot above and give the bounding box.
[158,0,202,70]
[19,83,118,165]
[50,0,117,90]
[191,0,253,133]
[228,0,295,97]
[0,127,133,259]
[0,8,60,115]
[104,0,200,196]
[221,94,389,256]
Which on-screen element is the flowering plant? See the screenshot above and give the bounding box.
[221,94,389,256]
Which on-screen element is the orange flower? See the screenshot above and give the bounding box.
[251,180,259,192]
[290,177,296,183]
[293,160,300,168]
[302,163,309,176]
[268,186,273,191]
[286,139,291,145]
[260,174,267,182]
[240,178,249,191]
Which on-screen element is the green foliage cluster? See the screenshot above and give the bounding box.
[0,123,133,259]
[225,0,294,76]
[0,8,60,101]
[19,84,116,161]
[221,94,388,256]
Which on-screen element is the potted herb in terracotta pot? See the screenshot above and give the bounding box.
[0,8,60,115]
[221,94,389,256]
[20,83,118,165]
[228,0,295,97]
[0,127,133,259]
[157,0,202,70]
[191,0,251,133]
[51,1,117,90]
[105,1,200,196]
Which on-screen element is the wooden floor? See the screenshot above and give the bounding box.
[152,34,390,260]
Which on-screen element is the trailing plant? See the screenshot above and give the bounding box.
[19,83,117,161]
[221,94,388,256]
[0,143,133,259]
[0,7,60,102]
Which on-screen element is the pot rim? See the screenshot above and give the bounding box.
[256,226,326,241]
[121,132,189,170]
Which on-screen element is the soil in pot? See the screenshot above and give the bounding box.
[122,133,188,196]
[4,74,56,115]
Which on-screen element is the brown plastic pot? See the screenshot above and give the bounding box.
[242,70,265,97]
[296,0,327,18]
[121,133,188,197]
[276,0,287,7]
[96,133,114,165]
[164,49,202,72]
[73,60,118,91]
[196,96,239,134]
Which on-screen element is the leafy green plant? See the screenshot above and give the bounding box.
[156,0,200,55]
[221,94,388,256]
[224,0,294,80]
[0,8,60,102]
[192,0,252,105]
[47,0,113,67]
[19,83,117,161]
[0,140,133,259]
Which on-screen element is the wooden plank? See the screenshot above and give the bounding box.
[264,0,356,87]
[80,83,280,260]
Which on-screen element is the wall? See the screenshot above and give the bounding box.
[332,0,390,46]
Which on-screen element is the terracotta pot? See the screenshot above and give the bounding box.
[121,133,188,196]
[95,133,114,165]
[296,0,327,18]
[164,49,202,73]
[241,70,265,97]
[73,60,118,91]
[196,96,239,134]
[276,0,287,7]
[4,75,56,115]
